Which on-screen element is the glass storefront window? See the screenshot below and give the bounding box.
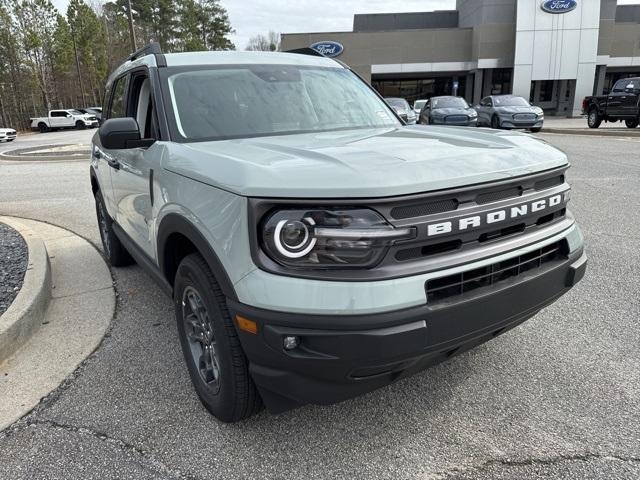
[371,76,466,105]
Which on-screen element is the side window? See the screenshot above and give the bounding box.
[51,111,65,117]
[626,80,640,92]
[128,72,158,140]
[480,97,489,107]
[612,80,627,93]
[108,76,128,119]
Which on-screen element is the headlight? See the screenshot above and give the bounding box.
[469,111,478,117]
[262,208,415,269]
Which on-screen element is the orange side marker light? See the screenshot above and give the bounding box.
[236,315,258,334]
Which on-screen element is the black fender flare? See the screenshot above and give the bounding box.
[156,213,238,301]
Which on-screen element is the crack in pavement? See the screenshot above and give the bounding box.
[1,418,204,480]
[437,452,640,479]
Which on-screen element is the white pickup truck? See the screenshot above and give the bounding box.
[30,109,99,133]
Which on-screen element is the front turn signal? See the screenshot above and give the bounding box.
[236,315,258,334]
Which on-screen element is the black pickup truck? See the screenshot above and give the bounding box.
[582,77,640,129]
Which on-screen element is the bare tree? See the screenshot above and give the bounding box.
[245,31,280,52]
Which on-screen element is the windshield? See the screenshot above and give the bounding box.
[432,97,469,109]
[385,98,409,110]
[494,96,530,107]
[413,100,427,110]
[165,65,399,141]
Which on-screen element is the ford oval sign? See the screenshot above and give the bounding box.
[541,0,578,14]
[310,41,344,58]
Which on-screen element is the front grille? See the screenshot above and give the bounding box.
[425,240,566,304]
[535,175,564,191]
[476,186,523,204]
[388,172,566,221]
[446,115,468,123]
[514,113,536,121]
[391,199,459,219]
[395,208,566,261]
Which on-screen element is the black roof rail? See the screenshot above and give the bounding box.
[128,42,163,62]
[284,47,325,58]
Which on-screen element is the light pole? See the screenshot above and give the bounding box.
[127,0,137,51]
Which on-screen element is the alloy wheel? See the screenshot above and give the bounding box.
[182,286,221,391]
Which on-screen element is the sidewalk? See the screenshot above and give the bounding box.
[0,217,114,430]
[542,116,640,136]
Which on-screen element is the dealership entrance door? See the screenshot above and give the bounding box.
[372,73,469,107]
[529,80,576,116]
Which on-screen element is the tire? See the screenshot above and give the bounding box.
[529,127,542,133]
[75,120,86,130]
[94,191,134,267]
[7,138,14,141]
[38,122,48,133]
[174,253,262,422]
[491,115,501,129]
[625,118,639,129]
[587,108,602,129]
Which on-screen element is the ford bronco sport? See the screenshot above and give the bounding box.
[90,43,587,422]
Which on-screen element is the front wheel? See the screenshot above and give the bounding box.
[491,115,501,129]
[175,253,262,422]
[75,120,86,130]
[529,127,542,133]
[94,191,134,267]
[625,118,639,129]
[587,109,602,128]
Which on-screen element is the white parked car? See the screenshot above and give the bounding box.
[413,99,428,116]
[30,109,99,133]
[0,128,16,142]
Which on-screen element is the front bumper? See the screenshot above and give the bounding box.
[500,116,544,129]
[230,249,586,413]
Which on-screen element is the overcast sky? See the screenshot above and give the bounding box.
[220,0,454,49]
[52,0,640,50]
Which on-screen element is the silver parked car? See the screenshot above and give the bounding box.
[418,96,478,126]
[475,95,544,132]
[385,97,417,124]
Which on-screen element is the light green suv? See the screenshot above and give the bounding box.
[90,43,586,422]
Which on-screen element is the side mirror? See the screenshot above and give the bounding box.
[99,117,153,149]
[66,114,72,118]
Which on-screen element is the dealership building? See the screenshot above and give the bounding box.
[281,0,640,116]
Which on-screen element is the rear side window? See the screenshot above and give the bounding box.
[108,76,128,119]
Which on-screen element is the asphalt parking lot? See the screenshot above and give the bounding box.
[0,129,638,479]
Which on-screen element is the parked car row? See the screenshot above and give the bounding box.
[385,95,544,132]
[30,108,102,133]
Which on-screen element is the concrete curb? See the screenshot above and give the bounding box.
[0,218,51,364]
[0,218,115,431]
[542,127,640,137]
[0,144,90,162]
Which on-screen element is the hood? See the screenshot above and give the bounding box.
[432,107,476,116]
[0,128,15,134]
[162,126,567,198]
[496,106,539,114]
